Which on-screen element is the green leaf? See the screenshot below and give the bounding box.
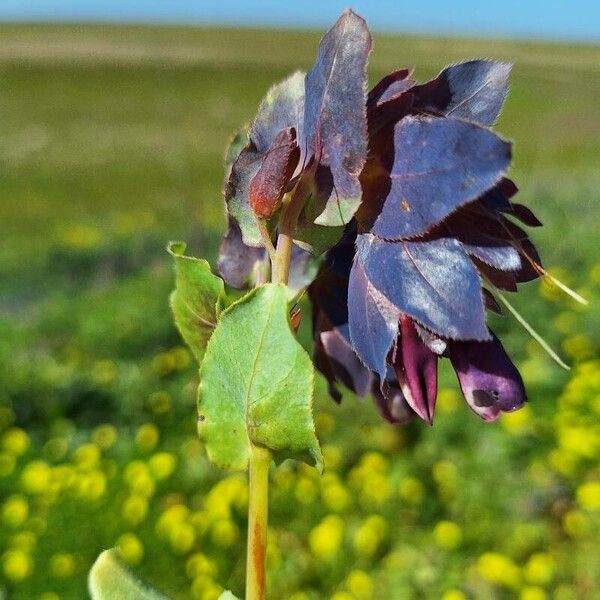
[89,550,169,600]
[198,283,322,472]
[168,241,227,364]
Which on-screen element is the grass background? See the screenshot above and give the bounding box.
[0,23,599,600]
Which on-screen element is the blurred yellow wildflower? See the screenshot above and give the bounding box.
[91,359,118,386]
[50,553,76,578]
[2,427,30,456]
[2,495,29,528]
[148,452,177,481]
[2,549,33,582]
[170,521,197,554]
[135,423,160,453]
[186,553,217,579]
[524,552,555,585]
[190,574,222,600]
[124,460,156,497]
[76,470,107,501]
[211,520,239,548]
[295,476,318,505]
[441,591,467,600]
[346,569,374,599]
[122,495,149,526]
[322,444,342,470]
[156,504,190,539]
[563,510,590,538]
[322,481,351,512]
[477,552,521,589]
[330,593,354,600]
[576,481,600,510]
[502,405,533,434]
[520,586,548,600]
[309,515,344,559]
[398,476,425,505]
[117,533,144,565]
[20,460,52,494]
[433,520,463,550]
[92,424,118,450]
[74,443,101,471]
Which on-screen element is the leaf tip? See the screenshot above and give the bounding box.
[167,241,186,257]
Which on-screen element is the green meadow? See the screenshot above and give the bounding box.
[0,23,599,599]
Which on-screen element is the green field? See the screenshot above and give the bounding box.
[0,23,599,600]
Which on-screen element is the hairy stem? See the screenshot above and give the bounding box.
[245,444,271,600]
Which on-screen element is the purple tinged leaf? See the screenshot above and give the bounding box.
[460,241,521,272]
[510,203,543,227]
[319,324,373,399]
[249,127,300,218]
[483,288,503,315]
[226,72,305,246]
[373,379,415,425]
[356,234,490,341]
[371,116,511,240]
[304,9,372,226]
[218,218,265,289]
[413,60,511,126]
[368,68,415,107]
[393,316,438,424]
[449,332,526,421]
[347,255,400,380]
[473,258,518,292]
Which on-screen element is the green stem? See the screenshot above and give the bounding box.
[245,444,271,600]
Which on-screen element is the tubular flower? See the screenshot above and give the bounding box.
[217,10,543,424]
[310,63,540,425]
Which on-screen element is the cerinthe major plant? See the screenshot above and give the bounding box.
[89,9,582,600]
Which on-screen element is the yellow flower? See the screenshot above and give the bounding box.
[309,515,344,559]
[0,452,16,477]
[122,495,149,526]
[76,470,107,501]
[330,593,354,600]
[361,472,391,506]
[2,495,29,528]
[74,443,101,471]
[398,477,424,505]
[92,424,118,450]
[190,574,221,600]
[322,482,351,512]
[50,553,76,578]
[2,549,33,582]
[562,510,590,538]
[210,520,239,548]
[353,515,387,557]
[156,504,190,539]
[148,452,176,481]
[117,533,144,566]
[170,522,197,554]
[186,553,217,579]
[524,552,555,585]
[322,444,342,470]
[520,586,548,600]
[20,460,52,494]
[576,481,600,511]
[346,569,374,599]
[433,520,463,550]
[477,552,521,589]
[2,427,30,456]
[124,461,155,497]
[135,423,160,453]
[361,451,389,473]
[501,405,533,434]
[441,591,467,600]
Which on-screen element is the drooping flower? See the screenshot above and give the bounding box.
[218,10,545,424]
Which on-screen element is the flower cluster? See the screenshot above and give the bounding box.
[220,10,545,425]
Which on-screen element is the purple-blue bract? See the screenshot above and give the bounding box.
[219,10,544,425]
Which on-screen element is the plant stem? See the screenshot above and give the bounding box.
[245,444,271,600]
[273,232,293,285]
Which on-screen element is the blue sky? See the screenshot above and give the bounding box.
[1,0,598,42]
